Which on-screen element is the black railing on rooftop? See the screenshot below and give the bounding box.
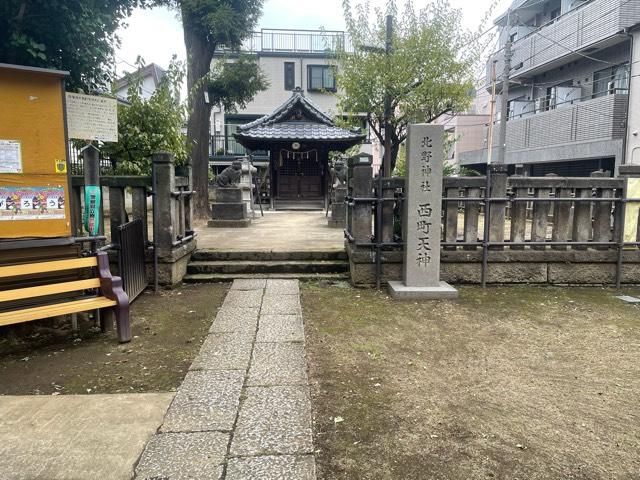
[217,29,354,54]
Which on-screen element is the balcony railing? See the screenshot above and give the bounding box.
[487,0,640,83]
[216,29,354,55]
[210,131,247,157]
[459,93,628,164]
[210,130,269,159]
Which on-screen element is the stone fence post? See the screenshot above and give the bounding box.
[349,156,373,245]
[152,152,176,257]
[488,163,508,249]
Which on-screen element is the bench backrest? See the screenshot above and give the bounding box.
[0,257,99,304]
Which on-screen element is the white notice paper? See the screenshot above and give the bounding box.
[0,140,22,173]
[65,92,118,142]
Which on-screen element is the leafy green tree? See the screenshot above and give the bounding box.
[158,0,268,219]
[101,57,188,175]
[393,133,479,177]
[336,0,496,171]
[0,0,145,91]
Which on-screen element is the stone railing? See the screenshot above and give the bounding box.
[345,161,640,286]
[71,151,196,287]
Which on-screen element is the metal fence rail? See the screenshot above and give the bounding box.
[344,169,640,289]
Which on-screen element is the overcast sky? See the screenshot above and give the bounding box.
[115,0,513,76]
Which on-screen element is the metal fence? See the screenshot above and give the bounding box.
[345,168,640,288]
[115,219,148,301]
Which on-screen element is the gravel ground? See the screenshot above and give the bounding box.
[302,283,640,480]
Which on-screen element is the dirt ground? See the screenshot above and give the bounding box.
[302,283,640,480]
[0,283,228,395]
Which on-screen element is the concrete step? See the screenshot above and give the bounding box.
[187,260,349,275]
[183,272,350,283]
[191,250,347,262]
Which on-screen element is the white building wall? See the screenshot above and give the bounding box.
[238,56,340,115]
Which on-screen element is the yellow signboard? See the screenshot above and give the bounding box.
[0,64,72,239]
[624,178,640,247]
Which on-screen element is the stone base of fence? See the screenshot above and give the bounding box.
[154,239,197,287]
[347,245,640,286]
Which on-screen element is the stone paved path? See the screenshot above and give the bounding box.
[135,279,316,480]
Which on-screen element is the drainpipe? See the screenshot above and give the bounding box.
[621,28,634,168]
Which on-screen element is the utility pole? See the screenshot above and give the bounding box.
[383,14,393,177]
[487,61,498,166]
[497,10,513,164]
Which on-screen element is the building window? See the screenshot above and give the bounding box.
[307,65,336,92]
[284,62,295,91]
[593,63,629,98]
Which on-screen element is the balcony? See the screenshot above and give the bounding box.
[487,0,640,84]
[216,29,354,55]
[459,93,628,165]
[210,130,269,161]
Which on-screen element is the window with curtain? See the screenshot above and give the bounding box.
[284,62,295,91]
[593,63,629,98]
[307,65,336,92]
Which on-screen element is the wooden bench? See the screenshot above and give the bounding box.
[0,251,131,343]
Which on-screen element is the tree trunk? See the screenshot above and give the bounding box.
[182,10,213,221]
[390,140,401,173]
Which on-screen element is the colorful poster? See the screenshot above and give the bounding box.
[0,140,22,173]
[0,186,66,221]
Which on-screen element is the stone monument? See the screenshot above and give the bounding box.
[208,160,251,228]
[388,124,458,299]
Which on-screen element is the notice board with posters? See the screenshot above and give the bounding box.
[0,63,72,239]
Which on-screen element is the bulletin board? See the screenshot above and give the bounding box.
[0,64,72,239]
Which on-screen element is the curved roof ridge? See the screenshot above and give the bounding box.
[237,89,335,132]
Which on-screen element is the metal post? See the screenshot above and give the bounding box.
[481,168,492,288]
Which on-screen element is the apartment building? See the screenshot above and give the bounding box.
[434,88,491,168]
[460,0,640,176]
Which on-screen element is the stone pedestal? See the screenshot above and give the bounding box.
[387,124,458,300]
[208,187,251,228]
[328,186,347,228]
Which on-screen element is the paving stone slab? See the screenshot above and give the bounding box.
[231,279,267,290]
[260,293,302,315]
[190,332,253,371]
[226,455,316,480]
[135,431,228,480]
[209,307,259,334]
[161,370,244,433]
[231,386,313,456]
[223,289,264,308]
[257,314,305,343]
[265,279,300,295]
[248,343,308,386]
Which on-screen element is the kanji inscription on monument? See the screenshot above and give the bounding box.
[388,124,458,299]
